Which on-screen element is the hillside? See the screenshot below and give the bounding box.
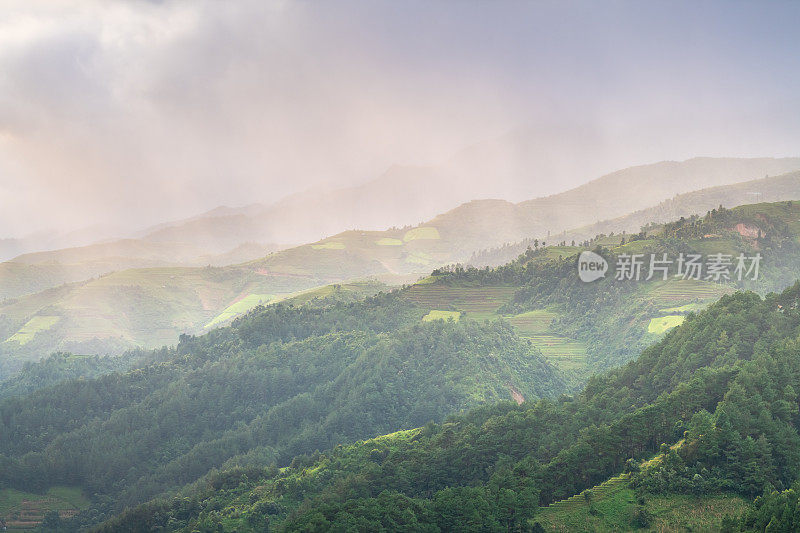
[471,170,800,267]
[0,293,566,528]
[0,201,797,529]
[439,157,800,256]
[0,267,394,378]
[138,165,475,254]
[413,201,800,377]
[90,282,800,532]
[248,161,800,282]
[1,160,798,381]
[2,198,799,384]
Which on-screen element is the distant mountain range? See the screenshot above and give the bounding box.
[0,156,799,374]
[470,170,800,267]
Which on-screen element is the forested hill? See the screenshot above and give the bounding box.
[95,283,800,532]
[430,200,800,373]
[3,201,800,530]
[0,292,565,528]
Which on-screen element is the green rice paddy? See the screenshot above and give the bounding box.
[0,486,89,530]
[205,294,273,328]
[6,315,60,345]
[311,241,346,250]
[403,226,440,242]
[647,315,686,334]
[422,310,461,322]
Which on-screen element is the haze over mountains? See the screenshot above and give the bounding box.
[1,156,799,376]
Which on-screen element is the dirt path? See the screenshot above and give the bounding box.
[508,383,525,405]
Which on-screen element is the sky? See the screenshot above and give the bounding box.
[0,0,799,238]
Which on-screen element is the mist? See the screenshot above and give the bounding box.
[1,0,799,239]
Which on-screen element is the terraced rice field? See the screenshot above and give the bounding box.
[422,310,461,322]
[536,474,635,532]
[660,302,707,313]
[526,335,587,372]
[311,241,345,250]
[534,439,744,532]
[648,315,686,334]
[403,285,516,319]
[5,316,60,345]
[375,238,403,246]
[506,310,587,372]
[507,310,557,335]
[402,226,440,242]
[205,294,273,328]
[644,279,732,306]
[0,487,88,530]
[405,251,434,266]
[544,473,632,512]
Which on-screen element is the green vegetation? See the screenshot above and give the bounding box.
[91,283,800,532]
[2,189,798,377]
[643,278,732,307]
[433,201,800,372]
[205,294,273,328]
[660,302,707,313]
[5,315,60,345]
[0,352,131,401]
[0,265,323,378]
[505,311,588,375]
[506,310,557,335]
[0,292,565,529]
[647,315,685,334]
[2,200,800,530]
[403,226,440,241]
[0,486,88,530]
[310,241,345,250]
[537,481,746,533]
[405,250,435,266]
[402,284,516,322]
[422,310,461,322]
[375,238,403,246]
[536,474,637,531]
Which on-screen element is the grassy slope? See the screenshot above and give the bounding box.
[536,476,746,532]
[0,267,322,369]
[535,442,747,532]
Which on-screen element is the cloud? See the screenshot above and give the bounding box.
[0,0,798,237]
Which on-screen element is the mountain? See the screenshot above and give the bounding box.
[92,279,800,533]
[0,239,287,303]
[441,156,800,252]
[0,163,476,304]
[0,293,566,525]
[470,169,800,267]
[154,156,800,259]
[1,159,798,378]
[138,165,476,254]
[1,201,799,530]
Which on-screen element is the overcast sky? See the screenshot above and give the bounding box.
[0,0,799,238]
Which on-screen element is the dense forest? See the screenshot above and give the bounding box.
[0,293,565,526]
[93,283,800,531]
